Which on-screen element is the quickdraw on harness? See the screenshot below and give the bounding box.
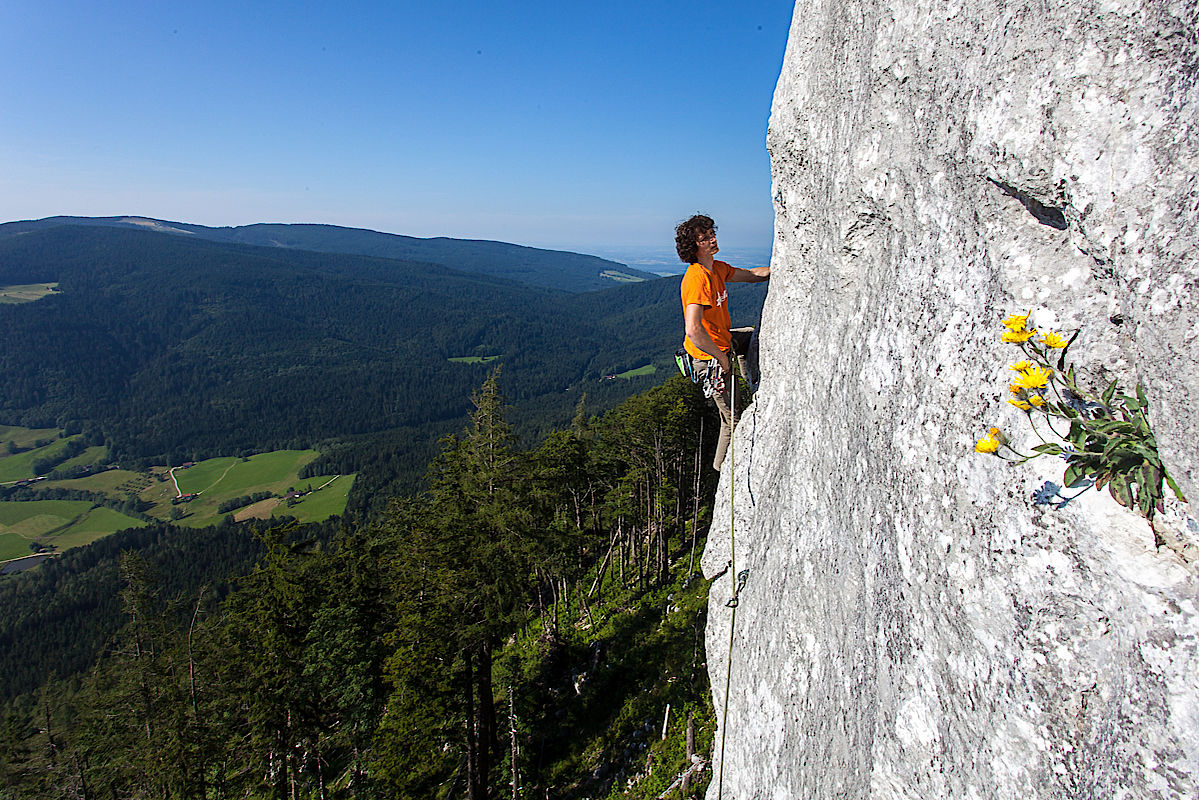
[675,348,726,399]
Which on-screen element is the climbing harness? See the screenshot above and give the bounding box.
[674,348,725,399]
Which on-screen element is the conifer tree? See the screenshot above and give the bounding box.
[377,370,534,799]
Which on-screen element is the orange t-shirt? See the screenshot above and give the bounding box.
[680,260,732,360]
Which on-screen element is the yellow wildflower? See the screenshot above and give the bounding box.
[1009,383,1025,396]
[1014,365,1053,388]
[1040,330,1068,348]
[1002,328,1037,343]
[1008,399,1033,411]
[1002,312,1031,331]
[975,435,1000,454]
[989,427,1009,445]
[1028,394,1046,408]
[1009,360,1034,373]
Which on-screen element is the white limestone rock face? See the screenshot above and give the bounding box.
[703,0,1199,797]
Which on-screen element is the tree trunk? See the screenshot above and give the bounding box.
[187,588,207,800]
[682,713,696,792]
[465,657,480,800]
[618,518,625,586]
[477,641,497,798]
[508,685,520,800]
[578,583,596,631]
[551,578,559,633]
[587,530,618,603]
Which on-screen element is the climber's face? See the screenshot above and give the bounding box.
[696,230,719,258]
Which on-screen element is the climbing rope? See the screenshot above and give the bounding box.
[717,363,739,800]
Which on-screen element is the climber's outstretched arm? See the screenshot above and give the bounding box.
[728,265,770,283]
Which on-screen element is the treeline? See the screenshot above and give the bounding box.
[216,492,273,514]
[31,431,104,478]
[1,373,725,799]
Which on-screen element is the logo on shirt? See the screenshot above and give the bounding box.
[715,289,727,308]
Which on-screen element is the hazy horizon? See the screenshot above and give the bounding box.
[0,212,773,272]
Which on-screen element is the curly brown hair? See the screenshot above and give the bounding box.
[675,214,716,264]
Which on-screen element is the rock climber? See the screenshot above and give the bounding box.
[676,214,770,470]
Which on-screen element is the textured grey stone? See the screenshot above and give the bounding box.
[703,0,1199,797]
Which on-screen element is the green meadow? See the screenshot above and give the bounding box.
[615,364,657,379]
[0,499,146,556]
[286,475,356,523]
[0,433,78,483]
[167,450,350,528]
[599,270,647,283]
[4,445,353,556]
[448,355,500,364]
[43,469,148,496]
[44,508,146,549]
[176,450,316,495]
[0,425,62,450]
[54,445,109,472]
[0,533,33,561]
[0,283,59,304]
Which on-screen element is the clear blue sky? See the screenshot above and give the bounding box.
[1,1,795,251]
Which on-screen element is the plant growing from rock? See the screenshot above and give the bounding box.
[975,312,1186,524]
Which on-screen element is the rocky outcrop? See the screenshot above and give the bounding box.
[703,0,1199,797]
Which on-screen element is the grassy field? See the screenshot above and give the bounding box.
[0,425,62,450]
[0,283,59,304]
[54,445,109,472]
[0,532,33,561]
[448,355,500,363]
[288,475,355,523]
[176,450,316,495]
[599,270,647,283]
[615,364,657,379]
[157,450,350,528]
[8,448,353,552]
[0,499,145,554]
[44,508,146,549]
[42,469,148,495]
[0,438,79,483]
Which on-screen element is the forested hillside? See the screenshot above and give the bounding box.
[0,217,659,292]
[1,374,727,800]
[0,225,764,497]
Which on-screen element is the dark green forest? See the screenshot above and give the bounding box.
[1,375,729,800]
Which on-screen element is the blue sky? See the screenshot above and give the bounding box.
[1,1,795,252]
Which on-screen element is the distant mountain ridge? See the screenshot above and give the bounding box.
[0,216,658,293]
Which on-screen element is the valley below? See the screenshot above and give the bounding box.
[0,425,353,569]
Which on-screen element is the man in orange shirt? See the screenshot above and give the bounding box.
[676,214,770,470]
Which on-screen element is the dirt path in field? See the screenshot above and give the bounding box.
[313,475,340,491]
[202,461,239,494]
